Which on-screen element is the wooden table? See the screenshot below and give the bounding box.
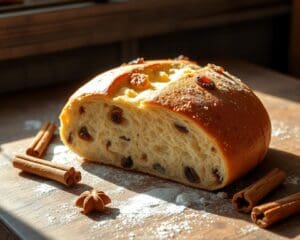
[0,60,299,240]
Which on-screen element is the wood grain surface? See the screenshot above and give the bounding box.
[0,0,290,61]
[0,59,299,240]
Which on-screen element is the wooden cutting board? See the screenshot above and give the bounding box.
[0,60,299,240]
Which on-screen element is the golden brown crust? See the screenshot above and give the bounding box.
[62,59,271,188]
[70,60,195,100]
[147,65,271,185]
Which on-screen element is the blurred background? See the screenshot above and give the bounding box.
[0,0,298,93]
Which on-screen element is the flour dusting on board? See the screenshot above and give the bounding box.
[271,120,300,140]
[34,183,56,196]
[119,187,186,224]
[47,143,79,166]
[38,141,266,239]
[0,158,9,167]
[285,174,300,185]
[155,220,192,240]
[239,225,259,236]
[89,185,232,239]
[24,120,42,130]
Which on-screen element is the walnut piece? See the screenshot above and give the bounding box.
[129,73,150,90]
[75,189,111,214]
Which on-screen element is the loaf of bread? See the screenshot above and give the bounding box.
[59,58,271,190]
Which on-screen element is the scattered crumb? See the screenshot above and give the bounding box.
[216,191,228,199]
[56,203,79,224]
[285,174,300,185]
[201,212,215,224]
[59,210,78,224]
[128,232,135,240]
[0,158,9,167]
[106,186,126,195]
[198,197,209,206]
[239,225,259,236]
[175,192,194,207]
[154,220,192,240]
[46,214,57,224]
[271,120,300,140]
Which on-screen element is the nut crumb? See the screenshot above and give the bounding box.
[130,73,150,90]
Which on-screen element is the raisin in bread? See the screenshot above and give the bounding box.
[59,58,271,190]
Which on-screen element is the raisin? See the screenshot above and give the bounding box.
[119,136,130,141]
[141,153,148,161]
[184,166,200,183]
[121,156,133,168]
[196,75,216,90]
[174,123,189,133]
[153,163,165,174]
[211,147,216,153]
[67,132,73,144]
[106,140,111,151]
[79,106,85,114]
[212,168,223,183]
[110,106,123,124]
[78,126,93,141]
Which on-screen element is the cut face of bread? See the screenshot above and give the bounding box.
[60,60,271,190]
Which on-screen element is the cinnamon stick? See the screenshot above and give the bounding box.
[232,168,286,212]
[251,192,300,228]
[26,122,56,158]
[12,154,80,187]
[74,171,82,183]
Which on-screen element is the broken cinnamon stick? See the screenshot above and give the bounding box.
[26,121,56,158]
[12,154,80,187]
[232,168,286,213]
[251,192,300,228]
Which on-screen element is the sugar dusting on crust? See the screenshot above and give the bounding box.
[205,66,249,93]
